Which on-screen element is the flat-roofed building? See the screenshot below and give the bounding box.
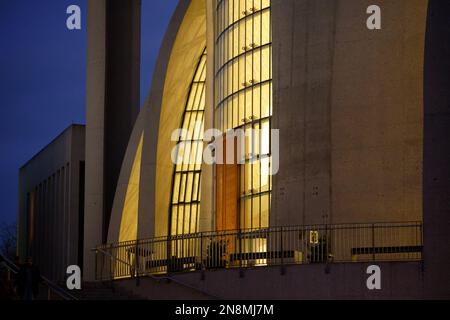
[17,124,85,282]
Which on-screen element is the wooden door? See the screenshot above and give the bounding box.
[215,136,239,232]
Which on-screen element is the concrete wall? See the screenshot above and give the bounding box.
[423,0,450,299]
[272,0,428,226]
[116,262,425,300]
[18,125,85,281]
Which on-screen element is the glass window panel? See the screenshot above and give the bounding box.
[225,27,230,63]
[188,143,197,172]
[261,82,271,118]
[253,48,261,83]
[245,52,253,84]
[190,204,198,234]
[181,114,191,139]
[186,84,197,110]
[223,101,228,130]
[261,157,270,191]
[194,59,206,82]
[252,85,261,121]
[252,196,261,228]
[269,82,273,114]
[239,55,246,89]
[218,72,223,102]
[261,119,270,155]
[246,14,253,48]
[187,173,195,203]
[200,91,206,113]
[245,199,252,229]
[223,66,229,98]
[253,122,261,156]
[245,87,253,120]
[232,95,239,128]
[261,10,270,45]
[181,143,192,172]
[177,206,184,235]
[261,194,270,228]
[261,45,270,82]
[171,206,178,235]
[184,205,191,234]
[179,174,187,202]
[235,0,241,25]
[232,58,239,93]
[193,86,204,112]
[252,160,261,191]
[192,173,200,201]
[239,19,246,54]
[239,0,246,20]
[253,11,262,46]
[261,0,270,10]
[227,100,233,129]
[240,199,246,228]
[240,161,245,196]
[245,126,253,159]
[238,91,246,126]
[173,174,181,204]
[246,163,252,194]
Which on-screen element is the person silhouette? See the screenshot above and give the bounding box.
[17,257,41,300]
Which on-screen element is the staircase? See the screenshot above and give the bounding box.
[72,277,217,300]
[69,282,145,300]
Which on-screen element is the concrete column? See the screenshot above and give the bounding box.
[84,0,106,281]
[84,0,141,281]
[199,0,216,233]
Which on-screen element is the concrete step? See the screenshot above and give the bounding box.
[70,282,144,300]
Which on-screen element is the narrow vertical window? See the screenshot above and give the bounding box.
[170,49,207,237]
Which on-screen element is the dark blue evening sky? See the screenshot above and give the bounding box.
[0,0,179,225]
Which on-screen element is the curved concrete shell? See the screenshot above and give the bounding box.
[108,0,207,244]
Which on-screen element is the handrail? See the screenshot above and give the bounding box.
[97,221,423,249]
[93,247,221,299]
[0,252,78,300]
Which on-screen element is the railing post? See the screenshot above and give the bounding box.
[167,235,172,275]
[200,232,204,269]
[238,230,244,278]
[135,239,140,287]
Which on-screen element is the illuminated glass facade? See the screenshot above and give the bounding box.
[215,0,272,230]
[170,49,207,236]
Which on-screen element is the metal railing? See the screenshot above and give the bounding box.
[93,222,423,281]
[0,252,78,300]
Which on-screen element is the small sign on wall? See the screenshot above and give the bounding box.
[309,231,319,244]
